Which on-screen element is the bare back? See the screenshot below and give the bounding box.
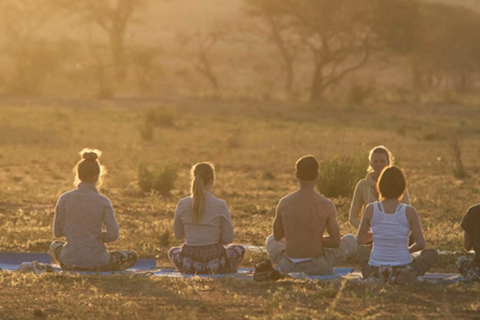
[273,188,339,258]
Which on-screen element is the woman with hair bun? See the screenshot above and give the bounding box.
[169,162,245,274]
[51,149,138,271]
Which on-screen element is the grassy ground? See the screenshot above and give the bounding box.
[1,98,480,319]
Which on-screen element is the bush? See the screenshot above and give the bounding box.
[347,82,374,106]
[146,108,175,127]
[139,119,154,141]
[138,162,179,195]
[139,108,176,141]
[317,153,366,198]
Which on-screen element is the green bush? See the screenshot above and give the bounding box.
[317,153,366,198]
[138,162,179,195]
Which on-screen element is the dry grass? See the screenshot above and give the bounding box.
[1,98,480,318]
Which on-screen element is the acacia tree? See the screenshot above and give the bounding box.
[374,0,480,97]
[55,0,144,84]
[243,0,300,94]
[194,30,222,94]
[244,0,374,102]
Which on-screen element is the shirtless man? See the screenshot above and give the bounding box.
[266,155,356,275]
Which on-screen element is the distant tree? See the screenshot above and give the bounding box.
[54,0,146,85]
[374,0,480,97]
[130,46,163,95]
[423,3,480,93]
[0,0,59,95]
[243,0,300,95]
[243,0,373,102]
[194,30,222,95]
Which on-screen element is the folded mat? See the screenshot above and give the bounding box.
[0,252,51,271]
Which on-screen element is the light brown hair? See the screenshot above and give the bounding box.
[191,162,215,223]
[367,145,394,172]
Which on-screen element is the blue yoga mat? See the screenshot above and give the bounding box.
[308,267,353,279]
[151,267,353,279]
[60,259,157,275]
[151,267,253,278]
[0,252,51,271]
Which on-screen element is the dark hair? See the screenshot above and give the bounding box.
[377,166,406,200]
[191,162,215,223]
[74,148,105,187]
[295,155,319,181]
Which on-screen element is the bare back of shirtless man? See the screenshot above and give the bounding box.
[266,155,356,275]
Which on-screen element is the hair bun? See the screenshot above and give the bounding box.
[83,152,98,162]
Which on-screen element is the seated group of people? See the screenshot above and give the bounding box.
[50,147,480,282]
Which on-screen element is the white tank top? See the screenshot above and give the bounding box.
[368,202,413,267]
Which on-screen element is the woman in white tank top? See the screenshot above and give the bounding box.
[356,166,438,282]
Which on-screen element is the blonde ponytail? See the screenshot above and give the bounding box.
[190,162,215,223]
[191,175,205,223]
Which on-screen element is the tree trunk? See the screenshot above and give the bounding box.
[285,61,293,93]
[109,29,126,84]
[309,63,324,102]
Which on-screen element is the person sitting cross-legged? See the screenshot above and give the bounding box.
[356,165,438,283]
[456,203,480,281]
[266,155,356,275]
[51,149,138,271]
[168,162,245,274]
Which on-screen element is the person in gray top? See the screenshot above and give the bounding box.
[168,162,245,274]
[51,149,138,271]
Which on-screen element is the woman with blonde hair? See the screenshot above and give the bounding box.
[169,162,245,274]
[349,146,411,234]
[51,149,138,271]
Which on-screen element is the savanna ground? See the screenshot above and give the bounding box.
[1,98,480,319]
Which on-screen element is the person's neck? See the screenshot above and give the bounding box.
[299,180,316,190]
[382,198,399,204]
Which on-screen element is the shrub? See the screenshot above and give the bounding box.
[450,139,467,179]
[317,153,366,198]
[139,119,154,141]
[146,108,175,127]
[139,108,176,141]
[138,162,179,195]
[347,82,374,106]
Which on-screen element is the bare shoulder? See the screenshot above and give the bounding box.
[404,204,418,219]
[314,193,336,214]
[363,203,375,219]
[278,191,298,206]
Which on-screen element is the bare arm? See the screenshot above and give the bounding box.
[273,200,285,241]
[349,181,364,229]
[102,203,119,243]
[406,206,425,253]
[323,202,341,248]
[357,204,373,245]
[464,232,473,251]
[220,202,234,244]
[53,197,65,238]
[401,189,411,205]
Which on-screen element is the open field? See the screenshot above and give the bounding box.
[1,98,480,319]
